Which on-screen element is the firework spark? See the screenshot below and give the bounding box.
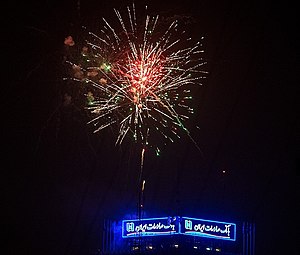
[64,4,207,153]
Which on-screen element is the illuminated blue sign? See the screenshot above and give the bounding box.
[181,217,236,241]
[122,217,180,238]
[122,216,236,241]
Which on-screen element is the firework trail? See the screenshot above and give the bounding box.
[64,4,207,154]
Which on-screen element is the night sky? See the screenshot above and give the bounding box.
[4,0,298,254]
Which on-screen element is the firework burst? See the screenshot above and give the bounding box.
[64,4,207,153]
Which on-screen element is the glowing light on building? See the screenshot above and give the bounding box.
[122,216,236,241]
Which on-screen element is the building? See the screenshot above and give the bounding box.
[98,216,255,255]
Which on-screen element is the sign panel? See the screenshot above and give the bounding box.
[122,216,236,241]
[122,217,180,238]
[181,217,236,241]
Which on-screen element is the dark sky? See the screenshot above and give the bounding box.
[4,0,298,255]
